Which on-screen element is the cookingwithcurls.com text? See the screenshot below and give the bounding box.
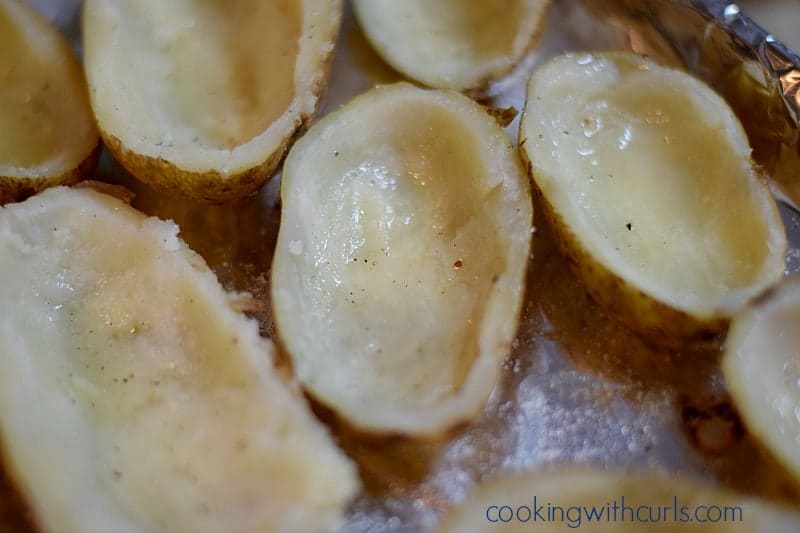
[485,496,743,528]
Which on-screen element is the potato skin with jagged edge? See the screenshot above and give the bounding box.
[0,187,359,533]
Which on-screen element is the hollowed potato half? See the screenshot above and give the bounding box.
[724,276,800,485]
[519,52,787,344]
[83,0,342,202]
[353,0,550,94]
[0,0,99,204]
[439,468,800,532]
[0,187,358,533]
[272,83,533,437]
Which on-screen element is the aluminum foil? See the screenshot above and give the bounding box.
[4,1,800,532]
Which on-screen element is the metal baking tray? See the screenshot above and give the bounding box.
[5,1,800,531]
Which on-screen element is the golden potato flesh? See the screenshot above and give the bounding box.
[272,83,533,436]
[439,468,800,532]
[0,187,358,533]
[83,0,342,202]
[519,52,786,344]
[353,0,550,94]
[0,0,99,204]
[724,276,800,485]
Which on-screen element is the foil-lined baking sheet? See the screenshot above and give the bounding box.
[4,1,800,531]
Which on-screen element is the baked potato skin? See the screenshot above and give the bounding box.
[518,145,730,347]
[101,129,292,204]
[97,46,336,204]
[84,0,341,204]
[272,83,533,437]
[0,0,100,205]
[0,144,101,206]
[352,0,551,98]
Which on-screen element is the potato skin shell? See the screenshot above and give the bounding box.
[271,84,534,437]
[518,145,729,347]
[92,22,338,204]
[0,0,101,206]
[0,143,101,206]
[353,1,551,98]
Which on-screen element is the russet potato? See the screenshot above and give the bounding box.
[353,0,550,95]
[0,187,358,533]
[83,0,343,202]
[272,83,533,437]
[519,52,787,344]
[0,0,99,204]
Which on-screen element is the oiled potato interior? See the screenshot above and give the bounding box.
[276,87,524,417]
[0,188,356,533]
[355,0,545,90]
[0,1,95,173]
[86,0,300,150]
[522,53,782,313]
